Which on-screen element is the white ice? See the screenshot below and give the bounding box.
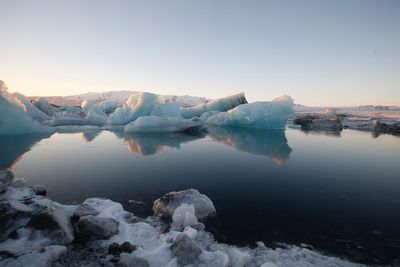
[181,92,247,119]
[207,95,294,129]
[124,116,202,133]
[0,84,53,135]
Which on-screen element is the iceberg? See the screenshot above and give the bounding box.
[32,97,58,117]
[108,92,161,125]
[12,93,50,122]
[81,100,108,125]
[124,116,202,133]
[180,92,247,119]
[0,82,53,135]
[206,95,294,129]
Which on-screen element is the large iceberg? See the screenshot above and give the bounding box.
[124,116,202,133]
[0,81,53,135]
[12,93,50,122]
[181,92,247,119]
[108,92,161,125]
[206,95,294,129]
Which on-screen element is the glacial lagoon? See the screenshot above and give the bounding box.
[1,127,400,264]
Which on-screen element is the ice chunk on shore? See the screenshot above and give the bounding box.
[0,89,53,135]
[207,95,294,129]
[124,116,202,133]
[172,204,199,228]
[181,92,247,118]
[153,189,216,219]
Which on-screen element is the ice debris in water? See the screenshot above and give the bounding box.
[0,179,365,267]
[206,95,294,130]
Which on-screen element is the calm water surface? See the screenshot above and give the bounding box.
[1,128,399,264]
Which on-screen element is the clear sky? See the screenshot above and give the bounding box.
[0,0,399,106]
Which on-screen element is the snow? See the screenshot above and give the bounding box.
[124,116,202,133]
[207,95,294,129]
[0,89,54,135]
[181,92,247,118]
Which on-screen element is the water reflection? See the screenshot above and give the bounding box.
[0,133,52,170]
[207,127,292,164]
[114,131,207,156]
[82,130,102,143]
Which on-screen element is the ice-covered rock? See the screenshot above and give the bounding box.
[181,92,247,118]
[207,95,294,129]
[0,89,53,135]
[0,245,67,267]
[28,203,74,244]
[119,253,150,267]
[171,233,202,266]
[153,189,216,219]
[32,97,58,117]
[77,215,119,239]
[124,116,203,133]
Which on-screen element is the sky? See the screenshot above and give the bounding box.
[0,0,399,106]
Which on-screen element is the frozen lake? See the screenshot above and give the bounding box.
[1,127,400,264]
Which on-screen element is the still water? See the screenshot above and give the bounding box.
[1,128,399,264]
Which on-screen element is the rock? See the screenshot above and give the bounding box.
[0,245,67,267]
[0,201,33,241]
[120,241,136,253]
[310,117,342,130]
[72,203,99,220]
[119,253,149,267]
[293,115,316,129]
[153,189,216,220]
[107,241,135,255]
[31,185,47,196]
[108,242,120,255]
[0,171,14,193]
[294,115,343,131]
[171,234,202,266]
[77,215,119,239]
[28,203,74,244]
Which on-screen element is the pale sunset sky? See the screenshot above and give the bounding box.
[0,0,399,106]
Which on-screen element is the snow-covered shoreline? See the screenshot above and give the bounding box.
[0,170,365,267]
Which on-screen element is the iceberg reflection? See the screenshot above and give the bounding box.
[207,127,292,164]
[114,131,206,156]
[0,133,52,170]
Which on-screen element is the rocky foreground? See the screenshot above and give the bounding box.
[0,170,364,267]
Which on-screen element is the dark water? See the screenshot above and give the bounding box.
[1,127,400,264]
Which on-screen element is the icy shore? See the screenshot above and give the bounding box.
[0,170,365,267]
